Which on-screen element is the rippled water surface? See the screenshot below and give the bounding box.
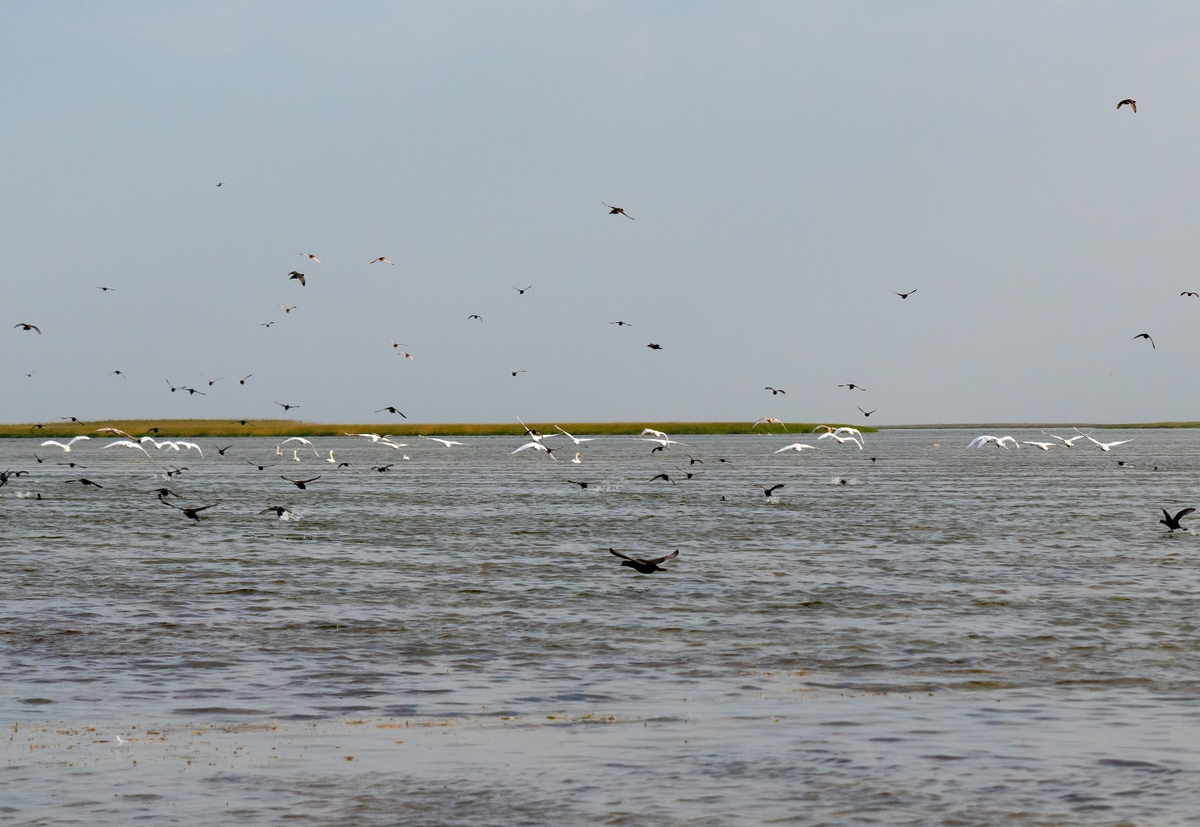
[4,430,1200,825]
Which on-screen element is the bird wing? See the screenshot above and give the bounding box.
[511,442,547,454]
[1175,508,1196,521]
[609,548,643,564]
[645,550,679,566]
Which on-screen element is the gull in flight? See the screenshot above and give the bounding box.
[1082,433,1133,452]
[1117,99,1137,112]
[300,253,322,263]
[103,440,152,457]
[603,203,634,220]
[892,289,917,299]
[752,418,788,431]
[369,257,394,265]
[775,443,819,453]
[609,549,678,574]
[967,435,1020,449]
[554,426,596,445]
[1161,507,1194,531]
[14,323,41,334]
[421,436,468,448]
[1133,333,1155,349]
[42,436,90,452]
[282,436,319,457]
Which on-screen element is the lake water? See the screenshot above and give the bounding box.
[3,429,1200,825]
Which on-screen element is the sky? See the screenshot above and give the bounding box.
[5,2,1200,426]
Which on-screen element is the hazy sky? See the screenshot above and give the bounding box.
[5,2,1200,425]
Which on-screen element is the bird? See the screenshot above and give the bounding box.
[202,375,224,387]
[421,436,468,448]
[369,257,394,265]
[572,452,582,464]
[261,322,275,327]
[858,408,876,417]
[277,402,299,411]
[1160,507,1194,531]
[65,478,104,489]
[647,343,663,350]
[376,407,407,417]
[752,418,788,431]
[566,480,593,489]
[151,487,179,499]
[641,429,668,439]
[103,440,151,457]
[173,441,204,458]
[234,375,252,385]
[1022,441,1058,450]
[14,323,41,334]
[967,435,1020,449]
[278,304,296,314]
[1042,430,1091,448]
[1082,434,1134,452]
[512,442,555,459]
[892,289,917,299]
[508,368,525,377]
[838,383,866,391]
[30,424,46,431]
[216,182,222,187]
[61,416,87,425]
[1183,292,1199,298]
[610,320,632,327]
[817,432,864,450]
[97,286,116,292]
[166,379,179,393]
[1117,99,1137,113]
[288,271,306,286]
[603,203,634,220]
[513,285,532,295]
[371,464,394,473]
[95,427,133,438]
[755,484,785,498]
[110,370,127,378]
[281,475,321,490]
[648,473,676,484]
[163,501,218,521]
[345,432,386,442]
[246,460,276,471]
[683,455,703,465]
[1133,333,1155,349]
[764,387,786,395]
[41,436,90,452]
[180,386,205,396]
[554,426,595,445]
[609,548,678,574]
[300,253,322,263]
[258,506,293,518]
[282,436,319,457]
[774,443,818,453]
[468,315,483,321]
[216,445,233,456]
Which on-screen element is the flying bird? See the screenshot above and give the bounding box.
[102,440,152,457]
[278,304,296,314]
[468,315,483,321]
[513,285,532,295]
[1117,99,1137,112]
[752,418,788,431]
[648,473,676,484]
[1160,507,1194,531]
[1082,434,1134,452]
[838,383,866,391]
[163,501,218,521]
[14,323,41,334]
[65,478,104,489]
[1133,333,1155,349]
[97,286,116,292]
[774,443,818,453]
[755,484,785,498]
[764,387,786,395]
[300,253,322,263]
[610,321,632,327]
[110,370,127,378]
[288,271,306,286]
[246,460,276,471]
[858,408,876,417]
[281,475,321,490]
[609,548,678,574]
[508,368,525,377]
[647,343,663,350]
[277,402,299,411]
[41,436,90,452]
[369,257,394,265]
[554,426,596,445]
[1182,292,1198,297]
[234,375,252,385]
[421,436,468,448]
[603,203,634,219]
[281,436,319,457]
[892,289,917,299]
[259,506,294,518]
[61,416,87,425]
[376,406,408,417]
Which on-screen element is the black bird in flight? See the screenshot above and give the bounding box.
[513,285,532,295]
[145,427,163,434]
[282,475,321,490]
[648,473,676,484]
[372,464,394,473]
[259,506,294,518]
[261,321,275,327]
[1133,333,1155,349]
[181,386,205,396]
[163,501,218,521]
[246,461,275,471]
[14,323,41,334]
[603,203,634,220]
[468,314,483,321]
[166,379,178,392]
[892,289,917,299]
[234,375,252,385]
[97,286,116,292]
[278,402,299,411]
[110,370,126,378]
[684,455,703,465]
[566,480,593,489]
[376,406,407,417]
[755,483,785,498]
[1117,99,1137,112]
[647,343,663,350]
[509,369,525,377]
[858,407,876,417]
[1161,507,1194,531]
[609,548,677,574]
[610,320,632,327]
[1182,292,1199,297]
[151,488,179,499]
[33,454,44,464]
[765,387,786,395]
[838,383,866,391]
[61,416,86,425]
[216,445,233,456]
[66,478,104,489]
[288,271,306,286]
[30,424,46,431]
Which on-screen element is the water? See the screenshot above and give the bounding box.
[4,429,1200,825]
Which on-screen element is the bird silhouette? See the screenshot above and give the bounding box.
[277,402,299,411]
[838,383,866,391]
[1161,507,1194,531]
[288,271,306,286]
[647,343,663,350]
[376,407,407,417]
[1133,333,1155,349]
[1183,292,1199,298]
[369,257,394,265]
[609,548,677,574]
[163,501,218,521]
[1117,99,1137,113]
[755,483,785,498]
[603,203,634,219]
[468,315,483,321]
[892,289,917,299]
[282,475,321,489]
[14,323,41,334]
[610,320,632,327]
[765,387,786,395]
[513,285,532,295]
[259,506,294,518]
[859,407,876,417]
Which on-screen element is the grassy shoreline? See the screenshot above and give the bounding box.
[0,420,877,439]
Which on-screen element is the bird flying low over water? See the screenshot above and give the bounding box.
[609,548,677,573]
[968,435,1020,449]
[163,501,218,521]
[1161,507,1194,531]
[421,436,468,448]
[752,418,788,431]
[755,484,785,498]
[259,506,294,518]
[1133,333,1155,348]
[282,437,319,457]
[14,323,41,334]
[282,475,321,489]
[1041,430,1091,448]
[1117,99,1137,112]
[603,203,634,219]
[42,436,90,452]
[1082,434,1133,452]
[775,443,818,453]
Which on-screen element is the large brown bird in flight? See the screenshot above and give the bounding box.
[1117,99,1137,113]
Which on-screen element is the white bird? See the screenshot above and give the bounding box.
[832,427,864,440]
[512,441,553,456]
[102,439,151,457]
[817,432,864,450]
[774,443,819,453]
[752,418,788,431]
[421,436,468,448]
[41,436,90,452]
[641,437,682,448]
[94,427,133,438]
[517,417,546,443]
[1083,434,1134,452]
[967,435,1020,449]
[379,439,409,450]
[282,436,320,457]
[345,432,386,442]
[555,426,596,445]
[173,441,204,457]
[1042,430,1091,448]
[1023,441,1059,450]
[640,428,668,440]
[301,253,322,263]
[138,436,171,450]
[326,450,337,463]
[572,452,582,464]
[292,450,300,461]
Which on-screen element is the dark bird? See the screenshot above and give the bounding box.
[858,407,876,417]
[566,480,593,489]
[1160,507,1194,531]
[234,375,252,385]
[261,321,275,327]
[609,548,677,574]
[684,455,703,465]
[14,323,41,334]
[164,466,188,477]
[647,343,663,350]
[234,420,249,426]
[33,453,44,463]
[66,478,104,489]
[61,416,86,425]
[279,304,296,314]
[166,379,178,392]
[603,203,634,220]
[151,488,179,499]
[110,370,126,378]
[216,445,233,456]
[203,375,223,387]
[97,286,116,291]
[892,289,917,299]
[376,407,407,417]
[372,464,394,473]
[675,467,703,480]
[30,424,46,431]
[509,369,525,377]
[765,387,786,395]
[650,446,665,454]
[468,314,483,321]
[1117,99,1137,113]
[648,473,676,484]
[58,462,87,469]
[288,271,306,286]
[1133,333,1155,349]
[838,383,866,391]
[277,402,299,411]
[145,427,163,434]
[163,501,218,521]
[610,320,632,327]
[755,483,785,498]
[369,257,394,265]
[1183,292,1199,297]
[513,285,532,295]
[216,182,222,186]
[336,462,351,468]
[246,461,275,471]
[282,475,321,490]
[258,506,293,518]
[181,386,205,396]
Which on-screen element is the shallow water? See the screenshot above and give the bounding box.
[4,429,1200,824]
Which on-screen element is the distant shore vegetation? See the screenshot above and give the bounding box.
[0,420,878,439]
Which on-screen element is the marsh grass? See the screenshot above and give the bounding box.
[0,419,877,439]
